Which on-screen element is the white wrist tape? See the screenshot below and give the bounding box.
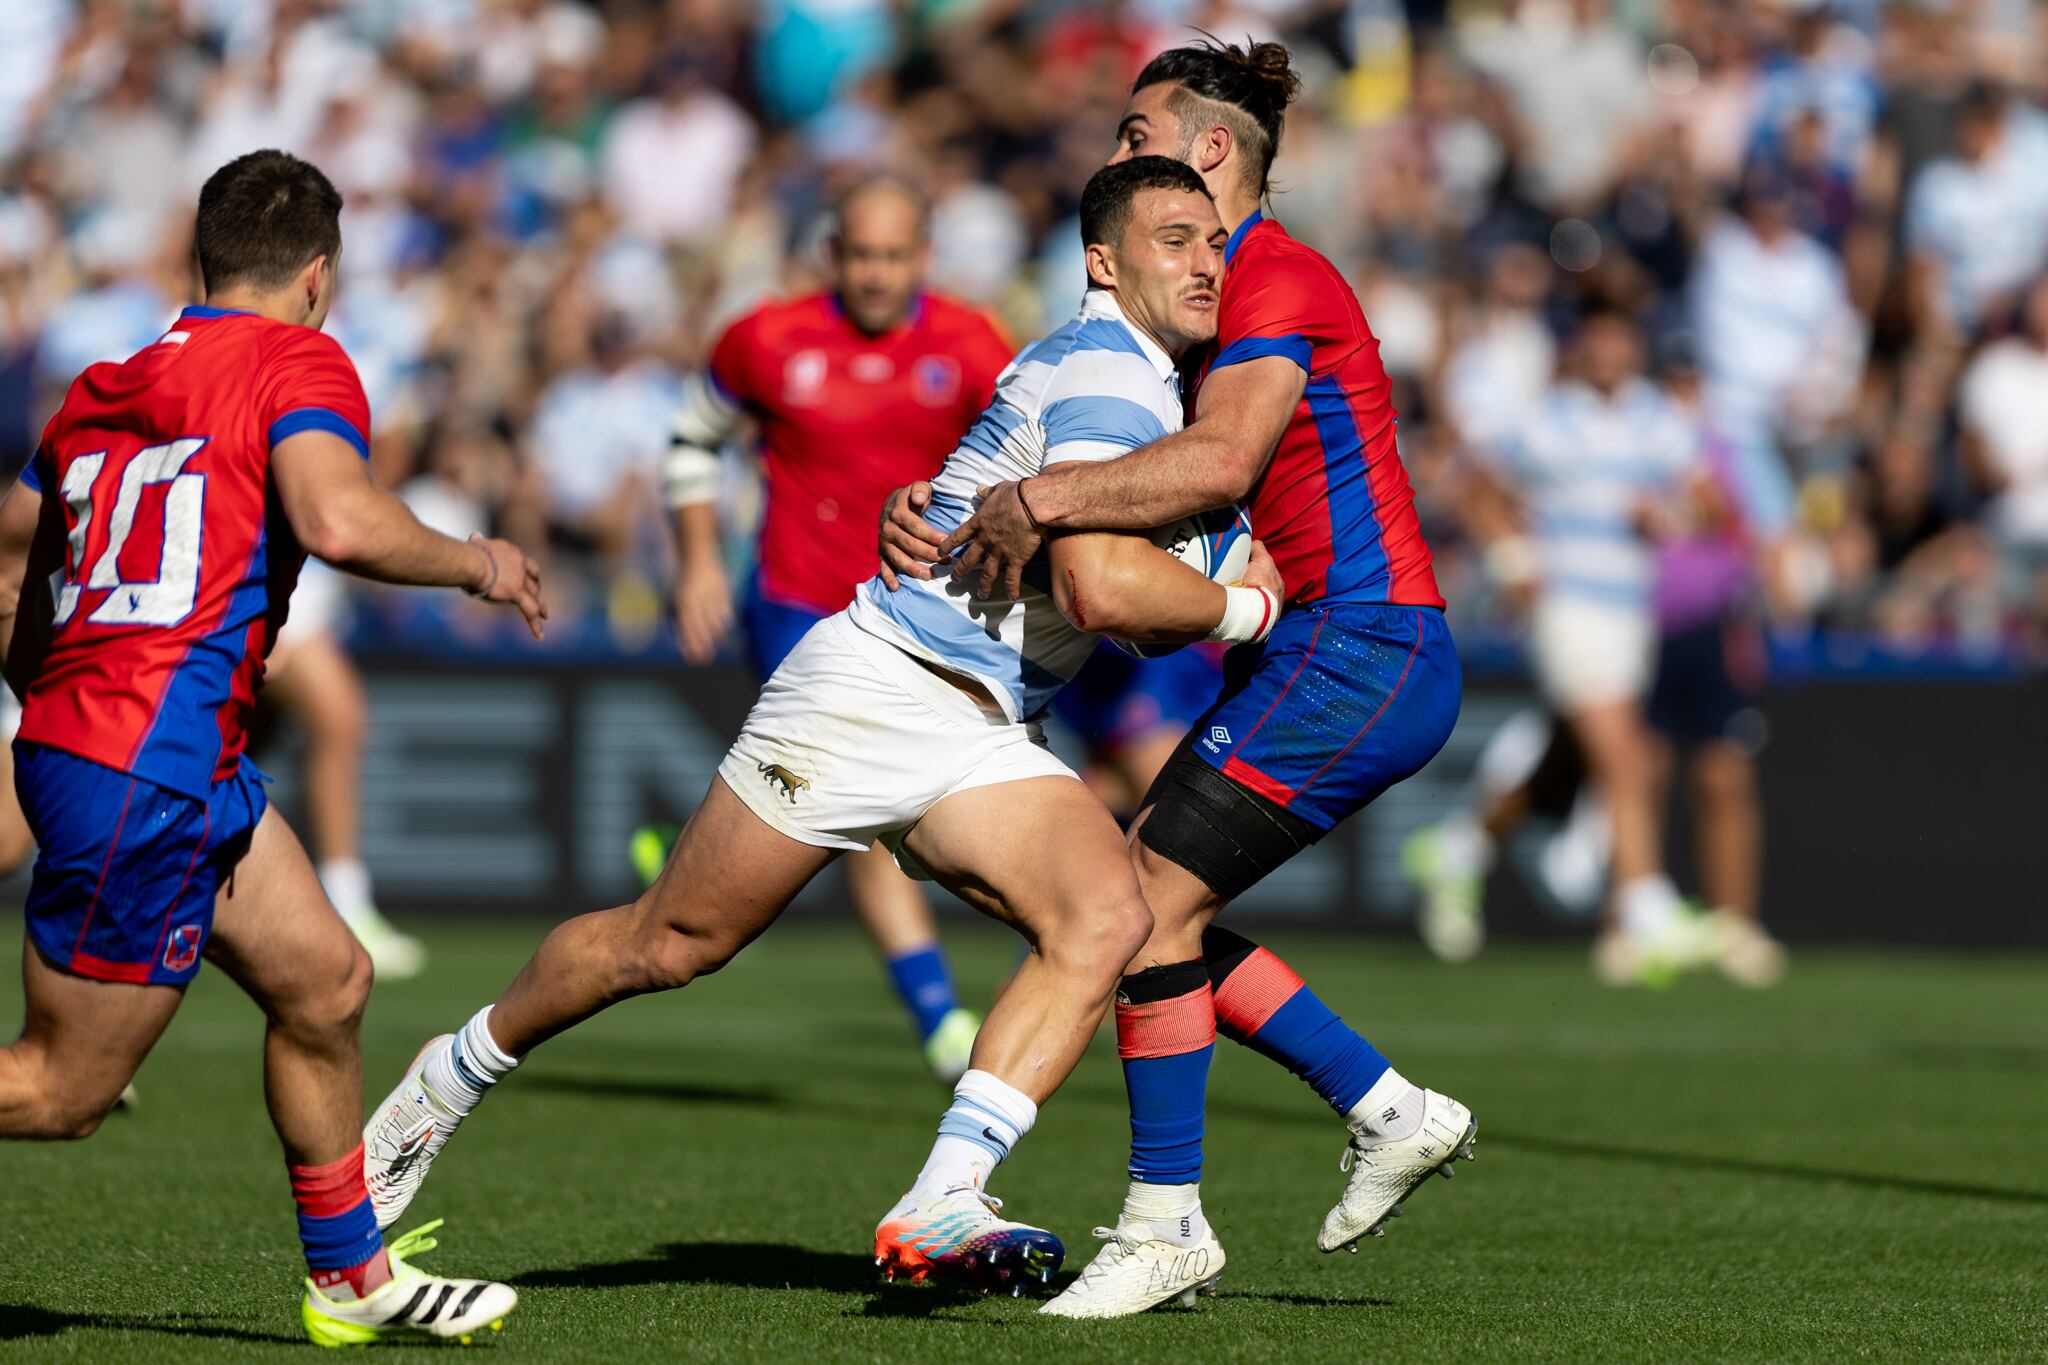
[1207,585,1280,644]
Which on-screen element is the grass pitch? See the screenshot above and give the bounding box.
[2,917,2043,1362]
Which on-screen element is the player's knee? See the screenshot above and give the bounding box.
[635,922,744,992]
[1042,891,1152,981]
[9,1063,115,1141]
[44,1100,109,1141]
[277,940,372,1043]
[1691,747,1753,806]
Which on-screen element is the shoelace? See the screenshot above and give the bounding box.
[943,1185,1003,1217]
[1072,1228,1137,1286]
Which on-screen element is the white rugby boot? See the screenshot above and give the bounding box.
[300,1221,517,1346]
[1319,1089,1477,1253]
[363,1035,466,1230]
[1040,1223,1225,1318]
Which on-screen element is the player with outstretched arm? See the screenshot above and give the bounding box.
[882,39,1475,1317]
[363,159,1281,1297]
[0,151,544,1344]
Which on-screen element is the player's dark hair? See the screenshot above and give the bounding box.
[194,150,343,294]
[1079,157,1212,252]
[1134,37,1302,196]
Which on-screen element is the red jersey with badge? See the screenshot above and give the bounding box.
[19,306,370,799]
[1199,213,1442,609]
[709,292,1010,614]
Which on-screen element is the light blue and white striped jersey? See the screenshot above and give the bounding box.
[846,289,1184,721]
[1502,379,1701,609]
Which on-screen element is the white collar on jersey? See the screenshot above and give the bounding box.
[1078,288,1181,384]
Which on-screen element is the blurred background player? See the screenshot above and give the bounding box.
[641,176,1012,1082]
[263,561,425,979]
[1409,309,1721,984]
[1412,331,1789,987]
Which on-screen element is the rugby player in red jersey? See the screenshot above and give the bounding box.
[0,150,542,1343]
[882,40,1477,1315]
[634,177,1013,1082]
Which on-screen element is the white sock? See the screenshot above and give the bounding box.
[1434,812,1495,879]
[424,1006,519,1117]
[1616,875,1684,941]
[1118,1180,1206,1246]
[1347,1067,1425,1140]
[908,1069,1037,1201]
[319,858,373,919]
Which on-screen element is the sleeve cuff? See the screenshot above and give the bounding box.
[1212,335,1312,374]
[269,408,369,461]
[17,451,44,493]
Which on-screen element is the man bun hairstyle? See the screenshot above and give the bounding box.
[194,149,343,293]
[1134,37,1302,197]
[1080,156,1213,252]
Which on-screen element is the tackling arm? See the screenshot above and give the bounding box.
[1027,357,1304,529]
[934,357,1304,599]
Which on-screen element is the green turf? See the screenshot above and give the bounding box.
[3,918,2044,1362]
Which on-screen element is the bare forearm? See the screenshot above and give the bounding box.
[310,484,490,591]
[1051,534,1226,643]
[1029,425,1251,532]
[673,503,723,576]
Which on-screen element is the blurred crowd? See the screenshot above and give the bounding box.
[2,0,2045,665]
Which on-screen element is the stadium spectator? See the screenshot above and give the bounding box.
[1959,274,2048,641]
[0,0,2037,667]
[1904,82,2048,343]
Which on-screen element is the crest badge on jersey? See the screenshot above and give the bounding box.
[912,355,961,408]
[783,349,828,406]
[163,923,203,972]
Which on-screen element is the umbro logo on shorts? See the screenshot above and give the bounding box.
[1201,726,1232,753]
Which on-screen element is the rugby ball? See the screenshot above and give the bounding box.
[1113,504,1255,659]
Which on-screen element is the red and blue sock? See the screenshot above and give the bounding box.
[1205,926,1389,1116]
[885,943,961,1042]
[290,1142,389,1299]
[1116,960,1215,1185]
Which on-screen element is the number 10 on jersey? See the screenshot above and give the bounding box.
[52,437,210,629]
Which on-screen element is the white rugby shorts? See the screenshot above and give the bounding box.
[1528,595,1656,710]
[275,559,347,655]
[717,613,1076,876]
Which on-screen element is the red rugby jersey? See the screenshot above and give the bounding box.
[19,306,369,799]
[709,292,1011,614]
[1199,213,1443,609]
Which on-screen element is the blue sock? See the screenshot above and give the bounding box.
[1117,961,1215,1185]
[1208,930,1389,1116]
[885,944,959,1041]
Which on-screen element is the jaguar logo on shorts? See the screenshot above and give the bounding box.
[757,762,811,804]
[162,924,202,972]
